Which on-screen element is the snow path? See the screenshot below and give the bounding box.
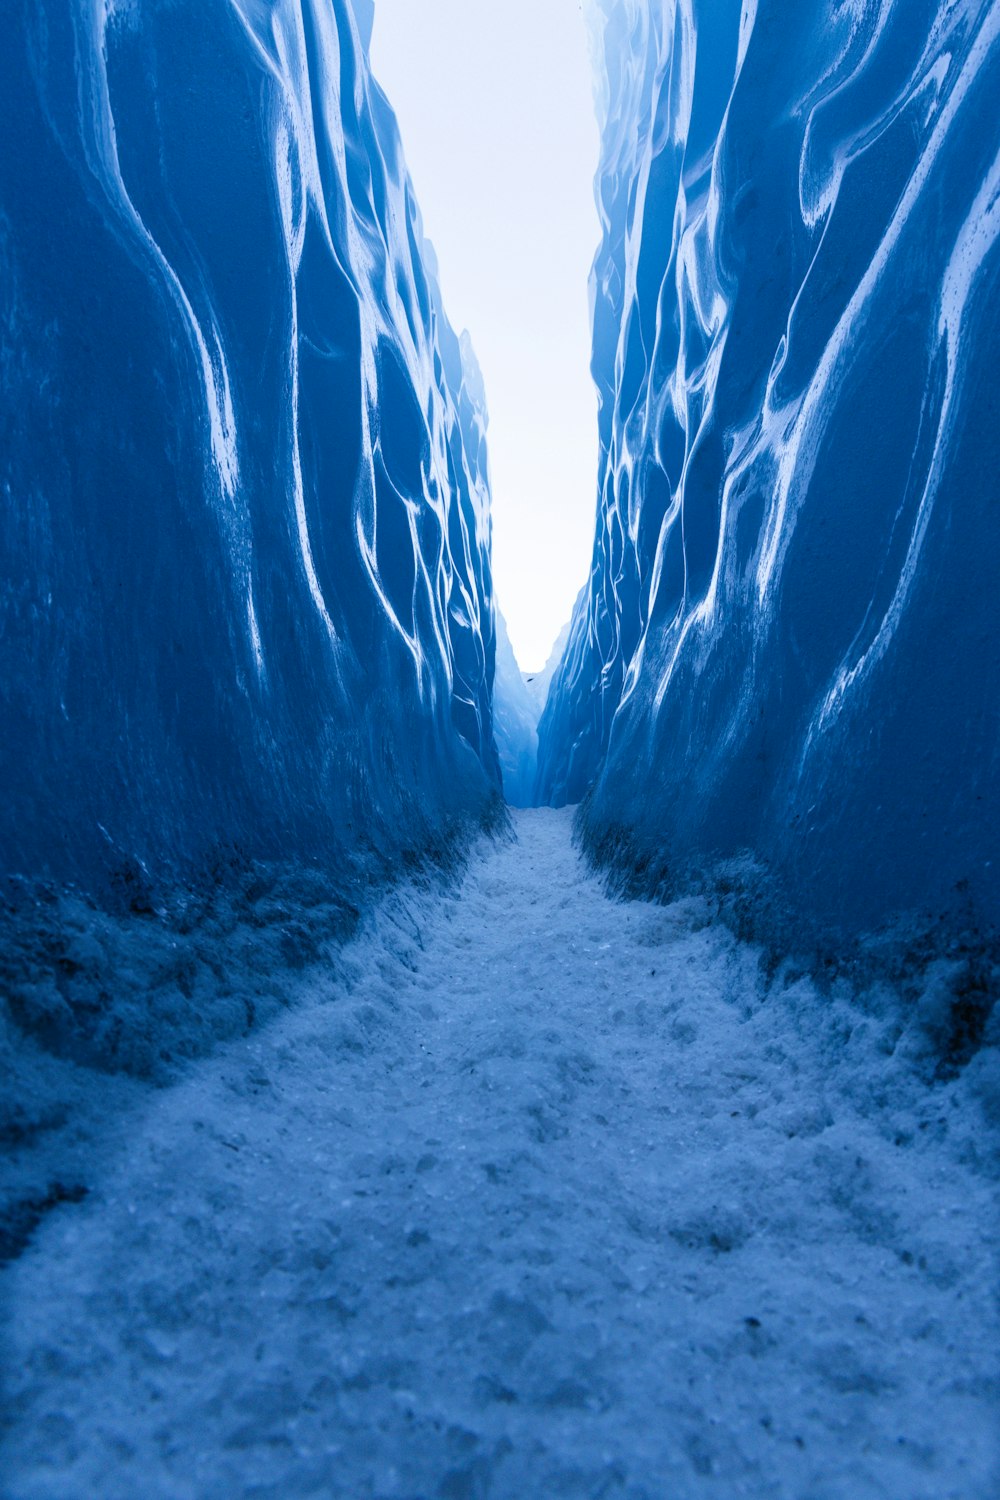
[2,809,997,1499]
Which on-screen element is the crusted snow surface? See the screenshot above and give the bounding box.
[2,809,998,1499]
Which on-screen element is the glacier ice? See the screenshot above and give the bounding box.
[492,608,539,808]
[525,612,574,718]
[539,0,1000,949]
[1,5,997,1485]
[494,609,575,808]
[0,0,500,912]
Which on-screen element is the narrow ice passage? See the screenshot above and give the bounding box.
[3,811,996,1498]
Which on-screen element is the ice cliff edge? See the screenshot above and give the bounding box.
[538,0,1000,951]
[0,0,501,897]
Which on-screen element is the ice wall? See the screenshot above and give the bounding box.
[492,609,539,807]
[539,0,1000,947]
[525,614,574,719]
[0,0,500,901]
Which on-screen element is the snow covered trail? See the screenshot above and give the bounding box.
[2,809,997,1499]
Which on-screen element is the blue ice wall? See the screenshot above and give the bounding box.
[492,609,538,808]
[538,0,1000,945]
[0,0,500,895]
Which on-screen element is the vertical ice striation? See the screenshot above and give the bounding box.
[492,608,539,807]
[0,0,500,898]
[539,0,1000,948]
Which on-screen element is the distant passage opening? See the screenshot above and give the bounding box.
[370,0,600,678]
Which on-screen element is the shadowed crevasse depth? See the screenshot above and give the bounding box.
[537,0,1000,953]
[0,0,500,900]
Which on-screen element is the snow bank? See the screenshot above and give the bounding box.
[0,830,481,1266]
[3,811,997,1495]
[538,0,1000,958]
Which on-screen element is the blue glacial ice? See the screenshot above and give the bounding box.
[492,608,539,808]
[0,0,500,910]
[538,0,1000,949]
[1,5,998,1491]
[494,608,576,808]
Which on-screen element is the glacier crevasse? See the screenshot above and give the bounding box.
[0,0,500,904]
[538,0,1000,948]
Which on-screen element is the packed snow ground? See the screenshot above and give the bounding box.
[2,809,998,1499]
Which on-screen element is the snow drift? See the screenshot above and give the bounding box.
[538,0,1000,951]
[0,0,500,907]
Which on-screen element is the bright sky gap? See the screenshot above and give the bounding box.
[370,0,601,671]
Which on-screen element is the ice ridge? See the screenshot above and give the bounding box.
[492,608,539,808]
[0,0,501,903]
[538,0,1000,950]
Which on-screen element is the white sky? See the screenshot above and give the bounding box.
[370,0,601,671]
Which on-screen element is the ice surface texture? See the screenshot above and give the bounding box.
[492,609,539,807]
[0,0,499,897]
[538,0,1000,945]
